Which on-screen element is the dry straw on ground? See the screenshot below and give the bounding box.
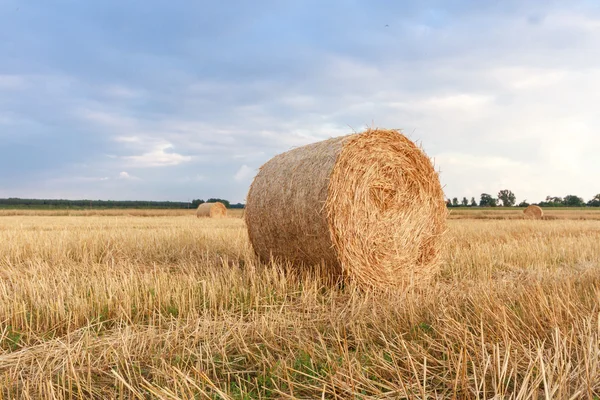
[196,202,227,218]
[245,128,447,289]
[524,205,544,220]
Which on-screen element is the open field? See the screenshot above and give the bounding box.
[0,209,246,218]
[448,208,600,220]
[1,211,600,398]
[2,207,599,220]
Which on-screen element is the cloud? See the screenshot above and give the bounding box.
[102,85,142,99]
[77,109,138,130]
[234,165,254,182]
[2,1,600,203]
[177,174,205,183]
[0,75,26,89]
[123,143,192,167]
[42,176,112,185]
[114,136,141,143]
[436,153,527,170]
[118,171,139,180]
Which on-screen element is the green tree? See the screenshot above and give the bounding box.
[446,199,452,207]
[479,193,497,207]
[190,199,205,208]
[497,189,516,207]
[563,195,585,207]
[518,200,530,207]
[539,196,563,207]
[452,197,459,207]
[461,197,469,207]
[588,194,600,207]
[470,197,477,207]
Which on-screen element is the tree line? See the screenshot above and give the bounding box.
[0,198,245,209]
[447,190,600,208]
[3,192,599,210]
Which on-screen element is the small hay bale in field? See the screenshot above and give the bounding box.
[245,128,448,289]
[196,202,227,218]
[523,205,543,220]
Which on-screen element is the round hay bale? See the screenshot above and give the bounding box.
[196,202,227,218]
[245,128,447,289]
[523,205,543,219]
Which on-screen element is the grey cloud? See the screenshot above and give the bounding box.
[2,1,600,203]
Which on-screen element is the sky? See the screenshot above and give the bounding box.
[1,1,599,204]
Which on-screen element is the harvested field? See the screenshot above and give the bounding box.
[0,208,245,218]
[0,211,599,398]
[448,207,600,220]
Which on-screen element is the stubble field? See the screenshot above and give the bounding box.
[1,209,599,399]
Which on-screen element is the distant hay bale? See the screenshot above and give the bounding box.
[245,128,448,289]
[524,205,543,220]
[196,202,227,218]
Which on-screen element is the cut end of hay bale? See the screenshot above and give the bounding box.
[326,129,448,288]
[523,205,543,220]
[245,128,448,289]
[196,202,227,218]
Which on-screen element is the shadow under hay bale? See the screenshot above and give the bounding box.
[196,202,227,218]
[245,128,447,289]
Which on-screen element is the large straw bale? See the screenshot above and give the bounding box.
[245,128,447,289]
[196,202,227,218]
[523,205,543,219]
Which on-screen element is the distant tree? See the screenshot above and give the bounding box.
[588,194,600,207]
[470,197,477,207]
[518,200,530,207]
[497,189,516,207]
[0,198,198,210]
[563,195,585,207]
[191,199,205,208]
[461,197,469,207]
[452,197,459,207]
[479,193,497,207]
[539,196,564,207]
[446,199,452,207]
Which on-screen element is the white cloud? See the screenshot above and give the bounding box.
[103,85,142,99]
[77,109,137,129]
[114,136,141,143]
[177,174,206,183]
[492,67,568,90]
[118,171,139,180]
[232,151,266,160]
[415,94,493,111]
[0,75,26,89]
[44,176,112,184]
[435,153,527,170]
[123,143,192,167]
[234,165,254,182]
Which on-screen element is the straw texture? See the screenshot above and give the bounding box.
[245,128,447,289]
[523,205,543,220]
[196,202,227,218]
